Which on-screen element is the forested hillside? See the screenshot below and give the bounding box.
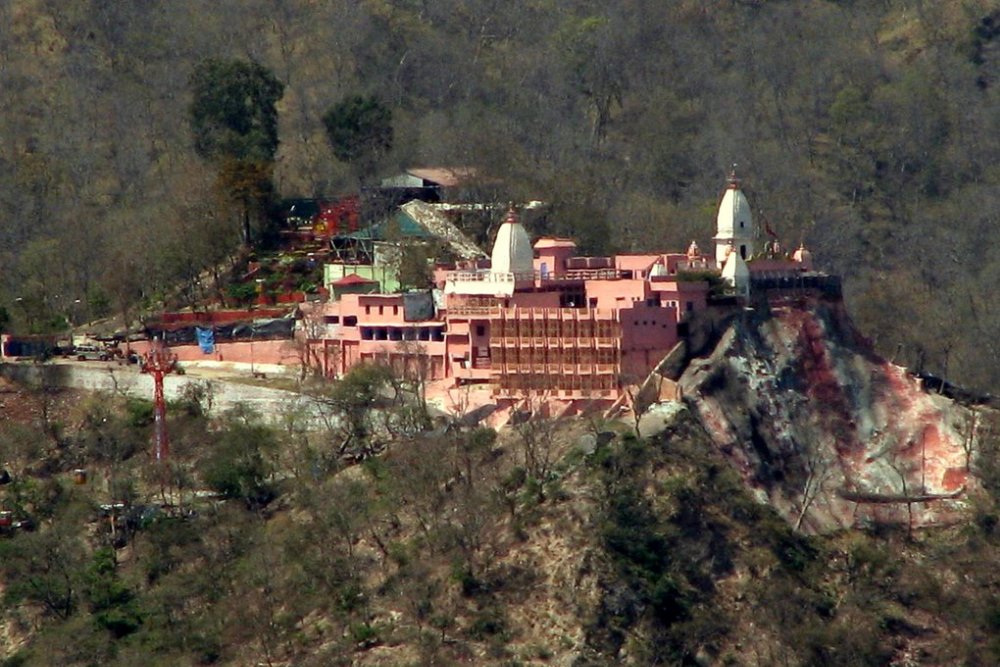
[2,0,1000,390]
[2,370,1000,666]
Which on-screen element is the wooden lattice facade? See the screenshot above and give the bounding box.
[490,308,623,398]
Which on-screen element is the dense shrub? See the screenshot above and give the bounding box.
[201,419,278,508]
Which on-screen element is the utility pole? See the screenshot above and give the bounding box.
[141,342,177,497]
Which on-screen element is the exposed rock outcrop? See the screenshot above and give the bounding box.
[679,297,991,533]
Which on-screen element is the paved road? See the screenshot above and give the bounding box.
[0,361,326,425]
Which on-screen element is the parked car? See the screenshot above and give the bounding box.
[74,344,110,361]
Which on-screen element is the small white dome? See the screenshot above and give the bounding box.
[491,208,534,275]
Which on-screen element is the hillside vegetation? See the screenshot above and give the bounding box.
[1,1,999,392]
[1,370,1000,665]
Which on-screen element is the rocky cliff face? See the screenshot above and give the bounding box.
[679,297,990,533]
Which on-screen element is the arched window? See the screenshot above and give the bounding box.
[740,245,747,259]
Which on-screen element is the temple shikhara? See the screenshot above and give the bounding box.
[299,172,824,408]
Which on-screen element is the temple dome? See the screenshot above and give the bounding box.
[715,179,753,240]
[714,171,755,267]
[491,208,533,275]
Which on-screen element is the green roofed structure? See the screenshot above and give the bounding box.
[326,200,486,294]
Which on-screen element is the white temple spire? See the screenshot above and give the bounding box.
[713,169,755,268]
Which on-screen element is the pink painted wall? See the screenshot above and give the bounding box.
[618,305,678,379]
[508,291,562,308]
[131,339,301,367]
[333,339,449,380]
[583,279,650,309]
[619,305,677,350]
[649,280,709,319]
[346,294,410,324]
[533,239,576,277]
[614,254,662,277]
[311,290,451,379]
[566,256,613,270]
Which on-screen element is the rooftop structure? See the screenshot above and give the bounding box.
[380,167,478,190]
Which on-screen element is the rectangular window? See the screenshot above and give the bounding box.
[476,325,486,337]
[343,316,357,326]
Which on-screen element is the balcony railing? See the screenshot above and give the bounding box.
[446,270,534,283]
[559,268,622,281]
[448,304,501,317]
[447,268,624,283]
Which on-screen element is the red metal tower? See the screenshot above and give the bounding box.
[141,343,177,463]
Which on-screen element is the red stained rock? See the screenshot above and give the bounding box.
[680,299,989,533]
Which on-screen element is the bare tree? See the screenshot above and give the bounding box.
[513,394,560,487]
[885,450,918,540]
[794,439,835,532]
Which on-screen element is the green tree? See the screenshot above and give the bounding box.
[0,525,85,620]
[189,59,284,163]
[202,411,279,509]
[189,59,285,245]
[84,547,143,638]
[554,15,627,144]
[322,95,393,183]
[396,243,433,290]
[312,363,396,459]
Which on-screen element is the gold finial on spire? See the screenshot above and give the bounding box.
[727,163,741,188]
[504,203,518,225]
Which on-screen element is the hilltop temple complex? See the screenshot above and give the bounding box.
[300,173,822,406]
[20,173,828,410]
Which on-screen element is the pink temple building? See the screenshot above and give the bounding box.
[301,173,817,404]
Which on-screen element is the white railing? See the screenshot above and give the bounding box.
[446,270,533,283]
[447,268,624,283]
